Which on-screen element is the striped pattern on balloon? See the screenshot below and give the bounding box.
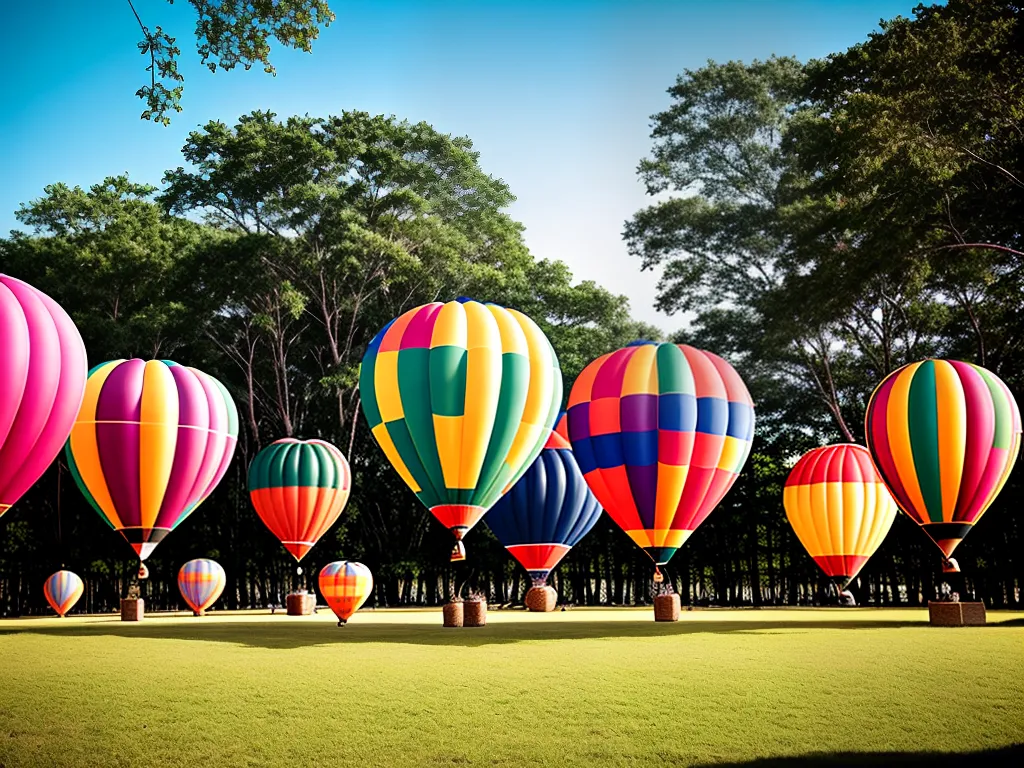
[319,561,373,625]
[360,298,562,561]
[567,341,754,572]
[248,439,352,561]
[65,359,239,562]
[43,570,84,617]
[865,359,1022,563]
[0,275,88,520]
[783,444,897,590]
[178,559,226,615]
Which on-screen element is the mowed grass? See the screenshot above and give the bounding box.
[1,608,1023,767]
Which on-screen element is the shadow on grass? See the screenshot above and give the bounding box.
[2,613,1017,649]
[693,744,1024,766]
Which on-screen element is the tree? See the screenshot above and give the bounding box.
[127,0,335,125]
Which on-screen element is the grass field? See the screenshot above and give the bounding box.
[1,607,1023,767]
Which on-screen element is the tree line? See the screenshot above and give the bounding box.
[2,0,1021,614]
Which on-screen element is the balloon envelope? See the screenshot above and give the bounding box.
[43,570,84,617]
[178,559,226,614]
[319,561,373,624]
[783,444,897,588]
[66,359,239,561]
[865,359,1021,559]
[567,341,754,566]
[0,275,87,519]
[486,428,602,584]
[248,438,352,561]
[359,298,561,556]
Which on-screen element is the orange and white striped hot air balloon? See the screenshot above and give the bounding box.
[318,561,373,626]
[783,444,897,591]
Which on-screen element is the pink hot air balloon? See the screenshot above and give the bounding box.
[0,274,88,519]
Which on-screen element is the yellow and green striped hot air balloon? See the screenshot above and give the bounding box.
[359,298,562,561]
[865,359,1021,566]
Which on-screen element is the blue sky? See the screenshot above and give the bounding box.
[0,0,921,328]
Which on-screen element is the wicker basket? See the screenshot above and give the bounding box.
[463,599,487,627]
[120,598,144,622]
[929,601,986,626]
[286,592,316,616]
[654,593,680,622]
[443,602,464,627]
[525,586,557,612]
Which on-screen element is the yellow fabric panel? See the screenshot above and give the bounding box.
[621,343,658,396]
[139,361,179,530]
[864,482,897,556]
[718,436,748,472]
[629,528,692,549]
[504,421,544,472]
[508,308,554,431]
[373,351,403,423]
[433,414,465,489]
[69,360,124,529]
[371,424,420,492]
[784,484,826,558]
[886,362,929,521]
[488,305,528,356]
[459,305,502,488]
[933,361,966,523]
[840,480,866,556]
[431,301,468,349]
[654,462,688,535]
[626,529,654,550]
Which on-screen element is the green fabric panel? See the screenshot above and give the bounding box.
[657,343,696,395]
[429,346,468,417]
[500,353,563,495]
[209,375,239,437]
[64,440,114,529]
[358,353,382,428]
[397,348,448,502]
[386,420,442,509]
[312,444,340,489]
[472,352,530,506]
[908,360,944,523]
[978,367,1012,450]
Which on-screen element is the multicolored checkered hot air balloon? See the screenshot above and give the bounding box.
[865,359,1021,568]
[567,341,754,578]
[359,298,562,561]
[486,428,602,586]
[1,274,88,521]
[318,561,373,626]
[247,438,352,561]
[783,444,897,591]
[177,558,226,615]
[66,359,239,563]
[43,570,84,617]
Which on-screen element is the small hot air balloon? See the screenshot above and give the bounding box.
[248,438,351,561]
[0,275,87,520]
[486,428,602,586]
[66,359,239,563]
[178,559,226,615]
[318,561,373,626]
[43,570,84,617]
[783,444,897,592]
[865,359,1021,567]
[360,298,562,561]
[567,341,754,579]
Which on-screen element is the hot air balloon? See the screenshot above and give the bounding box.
[553,411,569,443]
[567,341,754,579]
[783,444,897,592]
[318,561,373,625]
[178,559,226,615]
[865,359,1021,568]
[360,298,562,561]
[486,428,602,586]
[43,570,84,617]
[66,359,239,564]
[0,275,87,520]
[248,438,351,561]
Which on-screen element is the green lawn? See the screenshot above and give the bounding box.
[1,607,1022,767]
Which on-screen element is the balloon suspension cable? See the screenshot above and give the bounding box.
[451,540,467,563]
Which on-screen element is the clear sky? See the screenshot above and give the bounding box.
[0,0,921,329]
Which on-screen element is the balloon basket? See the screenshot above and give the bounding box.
[928,601,985,627]
[525,586,557,612]
[443,601,464,628]
[120,598,144,622]
[286,592,316,616]
[463,599,487,627]
[654,593,680,622]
